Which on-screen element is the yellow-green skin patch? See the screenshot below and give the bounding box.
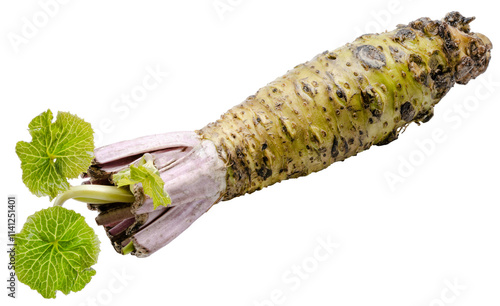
[199,12,491,200]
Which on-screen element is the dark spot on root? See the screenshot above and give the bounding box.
[370,109,382,118]
[438,23,460,59]
[235,147,245,159]
[326,52,338,60]
[394,28,416,42]
[409,17,433,32]
[408,54,429,86]
[311,133,321,144]
[354,45,386,69]
[400,102,415,122]
[454,56,475,84]
[342,138,349,153]
[336,89,346,101]
[331,137,339,159]
[443,11,475,33]
[428,52,455,99]
[301,82,316,98]
[282,125,291,139]
[360,85,383,119]
[414,109,434,123]
[261,143,268,151]
[389,46,404,63]
[257,166,272,180]
[376,129,399,146]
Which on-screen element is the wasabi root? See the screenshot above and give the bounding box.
[85,12,492,257]
[200,11,492,199]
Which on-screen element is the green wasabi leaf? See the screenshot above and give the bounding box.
[114,153,171,210]
[15,206,100,299]
[15,109,94,199]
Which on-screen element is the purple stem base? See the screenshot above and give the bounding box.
[85,131,226,257]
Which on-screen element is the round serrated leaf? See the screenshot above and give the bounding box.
[15,206,100,299]
[15,109,94,199]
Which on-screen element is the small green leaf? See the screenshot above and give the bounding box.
[15,206,100,299]
[15,110,94,199]
[114,154,171,209]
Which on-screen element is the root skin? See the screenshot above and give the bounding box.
[198,12,492,200]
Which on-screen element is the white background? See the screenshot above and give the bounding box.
[1,0,499,305]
